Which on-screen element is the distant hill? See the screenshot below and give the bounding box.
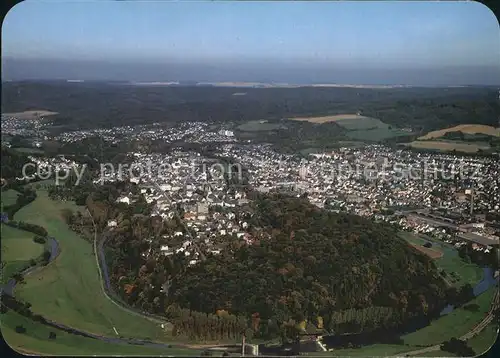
[419,124,500,140]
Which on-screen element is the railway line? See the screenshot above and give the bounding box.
[404,289,499,356]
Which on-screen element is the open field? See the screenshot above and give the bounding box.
[400,232,444,259]
[2,110,59,120]
[435,252,484,287]
[0,310,186,356]
[237,120,283,131]
[345,127,411,141]
[399,232,483,287]
[402,287,496,346]
[289,114,410,141]
[1,224,45,284]
[409,243,444,259]
[419,124,500,140]
[289,114,373,124]
[466,322,498,355]
[407,140,490,153]
[1,225,44,262]
[13,189,172,343]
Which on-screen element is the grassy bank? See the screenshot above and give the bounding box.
[399,231,483,287]
[1,224,45,283]
[307,287,495,356]
[1,310,179,356]
[466,322,498,355]
[402,288,495,346]
[12,189,173,343]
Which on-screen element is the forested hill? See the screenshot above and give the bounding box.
[166,194,448,336]
[2,82,498,132]
[1,147,33,182]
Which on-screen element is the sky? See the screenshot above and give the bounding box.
[2,0,500,85]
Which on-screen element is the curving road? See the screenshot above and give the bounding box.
[87,208,173,326]
[0,231,196,352]
[2,205,496,355]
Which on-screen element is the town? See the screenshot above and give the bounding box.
[4,117,499,268]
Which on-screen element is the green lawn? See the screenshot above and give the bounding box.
[1,224,45,283]
[466,323,498,356]
[402,288,495,347]
[0,309,193,356]
[13,189,174,344]
[345,128,411,142]
[399,232,483,287]
[328,117,409,141]
[434,253,483,287]
[1,225,44,262]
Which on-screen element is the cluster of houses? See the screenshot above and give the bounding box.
[104,151,256,265]
[216,143,500,218]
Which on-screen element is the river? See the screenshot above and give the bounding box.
[440,267,497,315]
[321,266,498,350]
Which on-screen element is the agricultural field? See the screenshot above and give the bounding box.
[409,243,444,259]
[289,114,410,141]
[13,189,173,343]
[0,310,181,356]
[407,140,491,153]
[1,225,45,284]
[345,127,411,141]
[419,124,500,140]
[289,114,373,124]
[237,120,283,131]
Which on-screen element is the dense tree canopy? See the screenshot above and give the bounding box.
[3,82,498,132]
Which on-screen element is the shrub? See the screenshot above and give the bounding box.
[33,236,47,244]
[463,303,480,312]
[49,332,57,340]
[15,325,26,334]
[32,314,44,322]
